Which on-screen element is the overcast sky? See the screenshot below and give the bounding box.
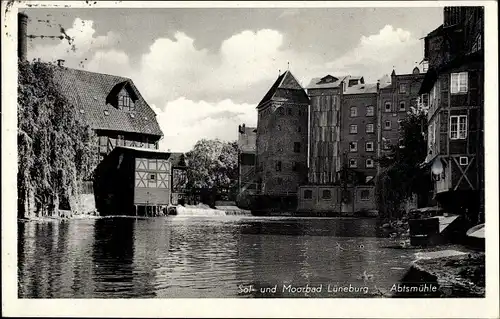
[25,6,443,152]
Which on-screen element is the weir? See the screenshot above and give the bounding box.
[175,205,252,216]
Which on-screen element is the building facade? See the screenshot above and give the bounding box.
[255,70,309,196]
[94,146,187,216]
[341,82,379,183]
[306,75,344,184]
[237,124,257,207]
[377,68,426,160]
[419,6,484,223]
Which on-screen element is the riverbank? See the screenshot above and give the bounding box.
[395,250,485,297]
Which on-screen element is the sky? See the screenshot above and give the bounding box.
[24,6,443,152]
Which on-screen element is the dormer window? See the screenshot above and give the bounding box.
[119,91,135,111]
[107,81,139,111]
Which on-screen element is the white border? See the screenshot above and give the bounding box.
[2,1,498,318]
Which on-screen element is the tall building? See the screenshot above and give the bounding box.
[419,6,484,222]
[255,70,309,197]
[306,75,344,184]
[341,79,378,184]
[377,68,426,161]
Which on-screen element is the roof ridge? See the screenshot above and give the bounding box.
[58,66,131,81]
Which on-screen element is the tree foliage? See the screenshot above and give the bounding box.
[376,107,432,218]
[17,61,95,217]
[185,138,239,201]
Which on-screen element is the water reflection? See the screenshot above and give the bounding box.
[18,217,416,298]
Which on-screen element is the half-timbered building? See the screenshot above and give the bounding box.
[419,6,484,223]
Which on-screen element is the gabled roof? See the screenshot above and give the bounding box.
[307,75,348,89]
[53,67,163,137]
[257,70,309,108]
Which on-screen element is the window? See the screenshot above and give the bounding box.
[298,126,301,132]
[118,92,135,112]
[400,101,406,111]
[275,161,282,171]
[360,189,370,200]
[277,125,281,131]
[287,108,293,115]
[451,72,468,94]
[349,159,357,168]
[366,105,374,116]
[366,123,374,133]
[304,189,313,199]
[148,173,157,188]
[294,142,301,153]
[366,141,374,152]
[450,115,467,139]
[322,190,332,200]
[350,107,358,117]
[384,120,392,130]
[385,102,391,112]
[350,124,358,134]
[292,162,298,171]
[366,158,374,168]
[349,141,358,152]
[399,83,407,93]
[459,156,469,166]
[277,107,284,115]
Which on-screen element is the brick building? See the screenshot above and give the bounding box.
[254,71,309,211]
[419,6,484,223]
[341,81,379,183]
[377,68,426,162]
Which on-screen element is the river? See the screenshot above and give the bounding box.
[18,216,418,298]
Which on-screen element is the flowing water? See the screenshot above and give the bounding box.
[18,216,420,298]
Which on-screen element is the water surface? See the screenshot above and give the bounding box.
[18,216,418,298]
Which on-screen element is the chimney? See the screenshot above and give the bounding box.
[57,59,65,67]
[18,12,28,61]
[376,80,380,91]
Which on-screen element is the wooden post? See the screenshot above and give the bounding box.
[135,205,137,218]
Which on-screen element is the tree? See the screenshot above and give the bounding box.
[376,107,432,218]
[18,60,95,218]
[185,139,239,203]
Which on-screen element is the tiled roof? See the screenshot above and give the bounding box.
[307,75,348,89]
[257,70,309,108]
[53,67,163,137]
[344,83,378,94]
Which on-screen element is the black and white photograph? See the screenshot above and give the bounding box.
[2,1,498,317]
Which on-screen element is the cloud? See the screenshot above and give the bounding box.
[86,49,134,77]
[151,98,256,152]
[326,25,422,82]
[28,18,118,65]
[136,29,310,103]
